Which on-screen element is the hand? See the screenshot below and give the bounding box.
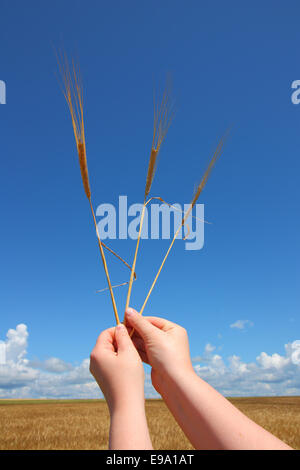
[89,323,145,413]
[125,308,194,394]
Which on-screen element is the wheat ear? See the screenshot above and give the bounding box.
[58,54,120,324]
[138,133,227,320]
[124,82,174,317]
[57,54,135,273]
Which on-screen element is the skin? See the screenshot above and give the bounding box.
[90,308,292,450]
[89,323,153,449]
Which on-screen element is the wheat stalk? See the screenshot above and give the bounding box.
[133,132,227,327]
[96,194,205,294]
[124,81,174,317]
[58,53,121,324]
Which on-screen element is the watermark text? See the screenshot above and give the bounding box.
[96,196,205,251]
[291,80,300,104]
[0,80,6,104]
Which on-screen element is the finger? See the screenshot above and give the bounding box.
[94,327,116,353]
[114,323,135,353]
[128,326,143,340]
[136,349,149,365]
[125,308,161,342]
[143,316,177,332]
[125,324,135,337]
[131,336,146,353]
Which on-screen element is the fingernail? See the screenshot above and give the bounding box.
[126,308,135,316]
[116,323,125,330]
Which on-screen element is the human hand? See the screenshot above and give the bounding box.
[125,308,194,394]
[89,323,145,413]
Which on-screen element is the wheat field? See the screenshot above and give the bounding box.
[0,397,299,450]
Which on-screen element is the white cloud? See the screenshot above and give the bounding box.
[0,325,97,399]
[204,343,215,354]
[193,341,300,397]
[0,324,299,399]
[256,352,289,370]
[228,355,249,374]
[230,320,253,330]
[192,342,217,363]
[28,357,73,373]
[5,324,28,363]
[286,340,300,365]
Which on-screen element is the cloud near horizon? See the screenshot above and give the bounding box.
[0,324,299,399]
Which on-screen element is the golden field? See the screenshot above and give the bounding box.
[0,397,299,450]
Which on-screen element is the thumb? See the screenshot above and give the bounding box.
[114,323,135,352]
[125,308,159,342]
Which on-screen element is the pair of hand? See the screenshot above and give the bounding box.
[89,308,193,412]
[90,308,293,451]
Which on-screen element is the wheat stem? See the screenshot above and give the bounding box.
[136,133,227,320]
[58,52,120,324]
[124,203,146,314]
[100,242,137,281]
[89,198,120,325]
[96,281,129,293]
[124,82,174,319]
[140,225,180,317]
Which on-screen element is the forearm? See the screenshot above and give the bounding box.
[109,399,153,450]
[159,369,291,450]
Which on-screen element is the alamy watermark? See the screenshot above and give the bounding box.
[0,341,6,364]
[291,80,300,104]
[96,196,205,251]
[0,80,6,104]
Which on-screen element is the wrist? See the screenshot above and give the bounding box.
[109,397,152,450]
[109,390,145,416]
[155,365,196,397]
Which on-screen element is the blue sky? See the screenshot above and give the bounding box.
[0,0,299,398]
